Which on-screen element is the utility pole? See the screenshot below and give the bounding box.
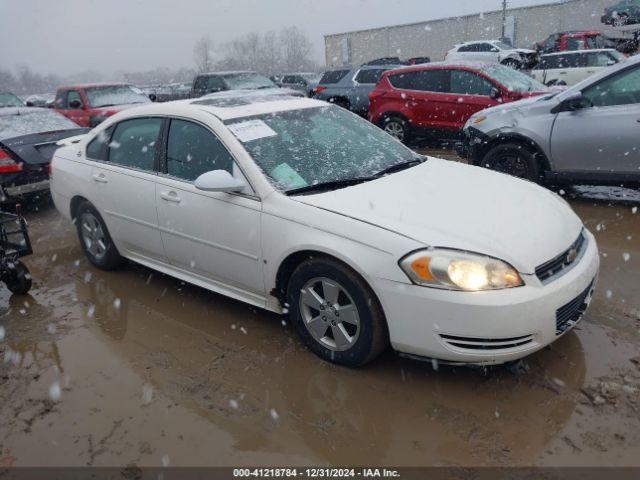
[501,0,507,39]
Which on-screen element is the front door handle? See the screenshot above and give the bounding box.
[92,173,108,183]
[160,190,181,203]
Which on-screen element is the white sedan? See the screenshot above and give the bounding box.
[50,93,599,367]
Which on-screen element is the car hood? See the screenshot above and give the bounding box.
[514,48,537,54]
[292,158,582,274]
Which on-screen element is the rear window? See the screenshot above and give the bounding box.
[0,109,79,141]
[354,69,387,84]
[319,70,350,84]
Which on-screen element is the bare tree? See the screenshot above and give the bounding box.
[280,26,314,72]
[193,36,215,73]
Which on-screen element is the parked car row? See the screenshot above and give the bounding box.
[531,49,625,86]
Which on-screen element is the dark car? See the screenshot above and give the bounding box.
[407,56,431,65]
[312,65,403,115]
[0,108,87,202]
[279,73,322,96]
[602,0,640,26]
[190,71,278,98]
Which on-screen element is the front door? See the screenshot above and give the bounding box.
[89,116,166,262]
[550,63,640,175]
[56,89,90,127]
[155,118,264,301]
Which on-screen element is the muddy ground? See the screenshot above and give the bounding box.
[0,150,639,467]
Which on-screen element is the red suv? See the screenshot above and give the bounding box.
[54,83,151,127]
[368,63,549,143]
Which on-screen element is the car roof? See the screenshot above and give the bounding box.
[386,60,495,74]
[105,93,326,122]
[541,49,618,57]
[196,71,255,76]
[457,39,503,45]
[56,83,134,91]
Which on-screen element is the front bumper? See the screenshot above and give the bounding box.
[457,127,489,161]
[372,230,600,365]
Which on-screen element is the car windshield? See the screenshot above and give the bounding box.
[482,64,548,93]
[84,85,151,108]
[493,41,514,50]
[301,73,321,83]
[0,93,25,108]
[225,105,417,192]
[0,109,79,140]
[222,73,276,90]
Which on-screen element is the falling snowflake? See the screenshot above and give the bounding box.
[49,382,62,401]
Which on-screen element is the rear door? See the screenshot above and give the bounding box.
[352,68,388,114]
[155,118,264,300]
[550,63,640,175]
[88,117,166,262]
[400,69,451,130]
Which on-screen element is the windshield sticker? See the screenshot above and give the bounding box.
[227,120,277,143]
[270,163,307,188]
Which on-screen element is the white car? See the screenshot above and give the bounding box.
[50,94,599,367]
[446,40,538,69]
[531,49,625,86]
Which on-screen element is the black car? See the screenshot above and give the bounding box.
[602,0,640,26]
[0,107,87,203]
[190,71,278,98]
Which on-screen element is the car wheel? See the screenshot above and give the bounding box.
[286,257,388,367]
[614,13,629,27]
[4,260,32,295]
[382,116,410,144]
[501,58,522,70]
[483,142,541,182]
[75,201,124,270]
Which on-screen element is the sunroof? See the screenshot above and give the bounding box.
[192,93,300,108]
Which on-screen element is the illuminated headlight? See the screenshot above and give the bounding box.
[399,249,524,291]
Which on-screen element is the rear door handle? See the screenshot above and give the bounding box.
[160,190,181,203]
[92,173,108,183]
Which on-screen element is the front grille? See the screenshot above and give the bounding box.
[536,231,586,283]
[439,333,535,351]
[555,280,594,335]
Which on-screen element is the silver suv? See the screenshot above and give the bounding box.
[458,54,640,186]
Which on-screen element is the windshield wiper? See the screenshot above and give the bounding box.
[285,177,372,196]
[371,156,426,178]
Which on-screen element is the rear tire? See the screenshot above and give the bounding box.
[286,257,388,367]
[75,201,124,270]
[381,115,411,144]
[5,260,32,295]
[482,142,541,183]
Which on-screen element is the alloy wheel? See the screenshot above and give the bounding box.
[384,121,405,141]
[299,277,361,352]
[80,212,108,260]
[493,153,529,179]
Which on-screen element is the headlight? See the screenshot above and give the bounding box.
[399,249,524,291]
[471,115,487,125]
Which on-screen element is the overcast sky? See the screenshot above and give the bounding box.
[1,0,560,75]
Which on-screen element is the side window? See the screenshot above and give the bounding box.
[319,69,350,84]
[54,90,67,109]
[450,70,494,96]
[565,38,586,51]
[67,90,83,109]
[86,127,113,160]
[108,117,163,171]
[354,69,385,84]
[587,52,614,67]
[388,71,420,89]
[207,76,226,92]
[415,70,449,92]
[457,44,476,53]
[193,77,207,92]
[282,75,295,84]
[166,119,234,181]
[477,43,494,52]
[583,65,640,107]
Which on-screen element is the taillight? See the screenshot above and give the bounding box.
[0,149,22,174]
[48,162,53,178]
[313,86,327,95]
[369,89,385,102]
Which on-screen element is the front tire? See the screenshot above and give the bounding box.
[286,257,388,367]
[75,201,124,270]
[5,260,32,295]
[482,142,541,182]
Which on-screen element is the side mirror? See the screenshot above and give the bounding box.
[489,87,502,100]
[194,170,246,193]
[148,93,157,102]
[550,91,592,113]
[69,100,82,109]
